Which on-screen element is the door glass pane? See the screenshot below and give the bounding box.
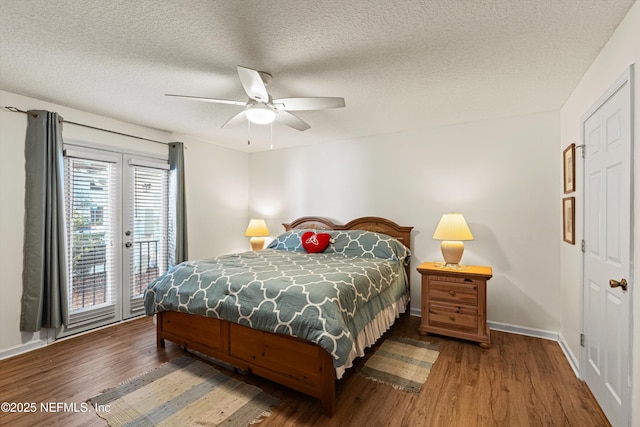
[65,157,117,315]
[129,165,168,304]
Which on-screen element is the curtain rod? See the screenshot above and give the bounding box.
[2,106,170,146]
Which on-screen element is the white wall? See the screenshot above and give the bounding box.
[559,1,640,425]
[249,111,561,332]
[1,89,561,355]
[175,133,250,258]
[0,90,249,357]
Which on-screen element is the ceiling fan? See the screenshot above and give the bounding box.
[166,66,346,131]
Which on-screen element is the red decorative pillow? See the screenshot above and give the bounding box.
[301,231,332,253]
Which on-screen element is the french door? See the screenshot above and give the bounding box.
[60,145,169,336]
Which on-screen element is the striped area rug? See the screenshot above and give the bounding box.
[89,356,281,427]
[360,336,439,393]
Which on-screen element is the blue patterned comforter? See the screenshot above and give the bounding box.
[144,230,410,369]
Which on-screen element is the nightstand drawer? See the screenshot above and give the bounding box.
[428,303,478,331]
[429,275,482,287]
[428,281,478,304]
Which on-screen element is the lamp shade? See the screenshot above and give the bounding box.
[244,219,270,237]
[246,104,276,125]
[432,213,474,241]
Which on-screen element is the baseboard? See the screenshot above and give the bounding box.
[487,320,559,341]
[557,332,580,378]
[0,339,48,361]
[492,322,581,377]
[409,314,564,344]
[0,319,139,361]
[488,321,581,378]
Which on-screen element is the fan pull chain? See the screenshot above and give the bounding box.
[270,122,273,150]
[247,120,251,145]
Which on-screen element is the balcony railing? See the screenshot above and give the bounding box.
[134,239,160,295]
[71,239,160,310]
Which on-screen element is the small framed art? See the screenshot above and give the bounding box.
[562,197,575,244]
[563,143,575,193]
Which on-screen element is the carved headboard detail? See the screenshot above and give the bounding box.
[283,216,341,231]
[283,216,412,252]
[340,217,412,251]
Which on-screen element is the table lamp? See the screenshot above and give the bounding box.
[433,213,474,268]
[245,219,270,250]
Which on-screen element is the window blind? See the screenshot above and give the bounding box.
[126,164,169,314]
[64,156,119,325]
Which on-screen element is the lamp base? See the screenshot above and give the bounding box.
[434,261,470,270]
[440,240,465,263]
[249,237,265,251]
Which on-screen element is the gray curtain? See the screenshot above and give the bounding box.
[169,142,188,266]
[20,110,69,332]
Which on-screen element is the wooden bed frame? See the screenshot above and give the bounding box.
[156,216,413,416]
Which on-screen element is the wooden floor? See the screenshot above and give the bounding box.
[0,315,610,427]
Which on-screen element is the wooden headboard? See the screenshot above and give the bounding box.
[283,216,414,286]
[283,216,412,252]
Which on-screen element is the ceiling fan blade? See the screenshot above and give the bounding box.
[273,97,345,111]
[165,94,247,107]
[237,66,269,103]
[222,110,247,128]
[275,111,311,131]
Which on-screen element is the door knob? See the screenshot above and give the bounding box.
[609,278,628,291]
[125,242,132,248]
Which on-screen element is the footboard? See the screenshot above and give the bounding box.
[157,311,336,416]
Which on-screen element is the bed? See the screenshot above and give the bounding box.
[144,216,413,416]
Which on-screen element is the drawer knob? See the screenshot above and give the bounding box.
[449,290,456,296]
[449,315,456,321]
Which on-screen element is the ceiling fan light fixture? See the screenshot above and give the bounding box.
[246,103,276,125]
[167,66,344,131]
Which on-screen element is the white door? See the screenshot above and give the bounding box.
[122,155,170,319]
[61,145,169,335]
[582,68,632,426]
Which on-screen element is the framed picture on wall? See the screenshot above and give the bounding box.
[563,143,576,193]
[563,197,575,244]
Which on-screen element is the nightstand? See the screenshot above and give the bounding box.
[417,262,492,348]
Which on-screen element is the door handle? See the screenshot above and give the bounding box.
[609,278,628,291]
[125,242,132,248]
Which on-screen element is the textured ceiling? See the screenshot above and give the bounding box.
[0,0,635,152]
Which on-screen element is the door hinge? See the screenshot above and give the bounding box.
[581,240,585,253]
[580,333,585,347]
